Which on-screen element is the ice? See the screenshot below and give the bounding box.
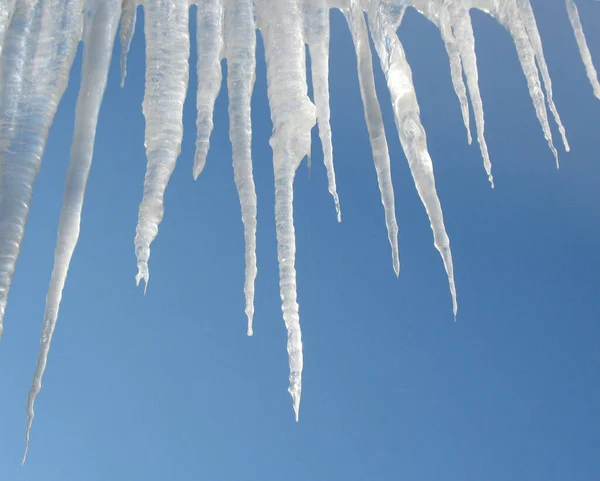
[225,0,258,336]
[566,0,600,100]
[134,0,190,290]
[119,0,138,88]
[23,0,122,462]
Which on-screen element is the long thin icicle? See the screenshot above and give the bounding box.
[495,2,559,166]
[225,0,258,336]
[119,0,137,88]
[23,0,121,462]
[344,1,400,277]
[306,0,341,222]
[134,0,190,289]
[367,2,458,316]
[0,0,81,341]
[194,0,224,179]
[519,0,569,151]
[451,6,494,186]
[257,0,317,421]
[566,0,600,99]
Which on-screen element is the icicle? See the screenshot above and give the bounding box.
[343,1,400,277]
[494,2,559,167]
[0,0,81,342]
[119,0,137,88]
[0,0,16,58]
[519,0,569,152]
[257,0,317,421]
[566,0,600,100]
[367,2,458,317]
[306,0,341,222]
[23,0,121,462]
[224,0,258,336]
[451,6,494,186]
[133,0,190,290]
[194,0,224,179]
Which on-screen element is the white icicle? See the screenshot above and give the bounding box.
[134,0,190,289]
[566,0,600,100]
[23,0,121,462]
[119,0,137,88]
[194,0,224,179]
[225,0,258,336]
[367,2,458,316]
[306,0,341,222]
[451,6,494,186]
[0,0,81,342]
[519,0,569,152]
[257,0,317,421]
[495,2,559,167]
[344,1,400,277]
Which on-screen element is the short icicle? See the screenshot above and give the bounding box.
[344,0,400,277]
[257,0,317,421]
[306,0,341,222]
[119,0,138,88]
[224,0,258,336]
[134,0,190,289]
[194,0,224,179]
[23,0,121,462]
[566,0,600,100]
[367,2,458,317]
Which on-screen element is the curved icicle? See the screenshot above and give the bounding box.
[519,0,569,152]
[194,0,224,179]
[344,1,400,277]
[119,0,138,88]
[452,7,494,186]
[224,0,258,336]
[306,0,341,222]
[257,0,317,421]
[566,0,600,100]
[134,0,190,289]
[23,0,121,462]
[367,3,457,316]
[495,3,559,167]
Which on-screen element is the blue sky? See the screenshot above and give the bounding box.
[1,1,599,480]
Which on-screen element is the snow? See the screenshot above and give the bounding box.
[0,0,593,458]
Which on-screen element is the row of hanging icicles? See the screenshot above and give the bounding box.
[0,0,597,464]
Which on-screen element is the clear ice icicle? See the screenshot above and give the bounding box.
[306,0,341,222]
[367,2,458,316]
[225,0,258,336]
[257,0,317,421]
[194,0,224,179]
[134,0,190,289]
[23,0,121,462]
[566,0,600,100]
[344,0,400,277]
[119,0,138,88]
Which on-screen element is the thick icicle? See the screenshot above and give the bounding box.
[0,0,16,59]
[451,6,494,186]
[194,0,224,179]
[519,0,569,151]
[367,2,458,316]
[306,0,341,222]
[566,0,600,99]
[344,1,400,277]
[23,0,121,462]
[224,0,258,336]
[134,0,190,289]
[257,0,317,421]
[0,0,81,342]
[119,0,137,88]
[495,2,559,166]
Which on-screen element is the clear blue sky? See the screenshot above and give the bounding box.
[1,1,599,480]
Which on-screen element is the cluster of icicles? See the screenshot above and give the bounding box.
[0,0,597,463]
